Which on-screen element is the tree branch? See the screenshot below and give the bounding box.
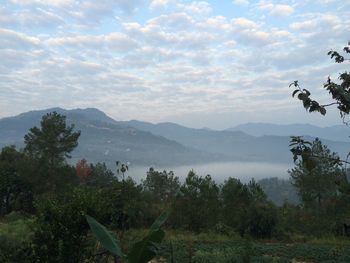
[320,102,340,107]
[310,154,350,165]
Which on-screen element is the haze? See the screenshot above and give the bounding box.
[130,161,292,183]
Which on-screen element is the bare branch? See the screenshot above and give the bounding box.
[320,102,340,107]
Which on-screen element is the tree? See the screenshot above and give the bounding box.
[24,112,80,192]
[142,168,180,204]
[141,168,180,224]
[0,146,32,215]
[24,112,80,167]
[170,170,220,231]
[289,42,350,235]
[258,177,299,206]
[32,188,108,262]
[88,162,116,187]
[221,177,250,229]
[245,202,277,238]
[221,177,275,238]
[116,161,128,181]
[290,42,350,165]
[76,159,91,185]
[247,178,267,203]
[289,138,346,211]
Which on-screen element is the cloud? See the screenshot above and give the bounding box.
[150,0,174,9]
[289,14,344,42]
[10,0,143,12]
[47,33,138,52]
[0,28,40,49]
[270,4,294,16]
[122,17,216,50]
[290,20,317,30]
[42,58,104,76]
[177,1,212,15]
[0,0,348,128]
[230,17,271,46]
[258,2,294,17]
[8,0,144,27]
[232,0,249,6]
[231,17,257,29]
[9,0,74,7]
[0,49,37,72]
[147,12,194,29]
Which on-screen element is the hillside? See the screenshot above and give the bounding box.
[120,120,350,163]
[229,122,350,142]
[2,108,350,167]
[0,108,218,167]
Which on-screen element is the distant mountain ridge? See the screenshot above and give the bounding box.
[0,107,117,141]
[0,108,217,167]
[118,120,350,163]
[228,122,350,142]
[1,108,350,167]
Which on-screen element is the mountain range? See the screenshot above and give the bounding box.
[0,108,215,167]
[1,108,350,167]
[229,123,350,142]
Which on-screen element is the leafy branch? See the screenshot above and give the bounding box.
[290,42,350,167]
[86,211,169,263]
[289,136,350,171]
[290,81,328,115]
[290,42,350,121]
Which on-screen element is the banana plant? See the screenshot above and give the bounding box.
[85,211,168,263]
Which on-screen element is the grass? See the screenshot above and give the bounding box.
[0,212,35,242]
[122,230,350,263]
[0,213,35,262]
[1,217,349,263]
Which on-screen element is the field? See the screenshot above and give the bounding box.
[1,216,350,263]
[155,240,350,263]
[135,231,350,263]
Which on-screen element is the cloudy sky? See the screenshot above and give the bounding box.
[0,0,349,129]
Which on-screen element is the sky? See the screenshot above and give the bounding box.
[0,0,349,129]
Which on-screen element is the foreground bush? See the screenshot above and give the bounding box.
[32,189,96,262]
[0,215,34,262]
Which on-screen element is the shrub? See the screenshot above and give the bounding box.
[0,216,35,262]
[244,203,278,239]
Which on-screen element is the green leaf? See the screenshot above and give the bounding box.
[85,215,123,258]
[150,211,169,232]
[127,212,168,263]
[128,229,165,263]
[303,89,310,96]
[289,80,298,87]
[319,107,326,115]
[298,93,307,101]
[303,156,317,171]
[292,89,300,97]
[303,98,311,109]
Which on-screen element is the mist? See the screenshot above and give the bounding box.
[128,161,293,183]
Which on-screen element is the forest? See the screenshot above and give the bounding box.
[1,46,350,263]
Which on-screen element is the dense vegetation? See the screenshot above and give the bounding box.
[1,111,350,262]
[1,43,350,262]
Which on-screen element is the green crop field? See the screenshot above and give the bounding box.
[155,240,350,263]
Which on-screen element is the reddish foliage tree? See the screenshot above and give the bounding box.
[76,159,91,184]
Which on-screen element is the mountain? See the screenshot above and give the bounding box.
[118,120,350,163]
[2,108,350,167]
[0,108,217,167]
[0,107,117,142]
[228,123,350,142]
